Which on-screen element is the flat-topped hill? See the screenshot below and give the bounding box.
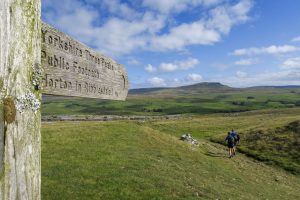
[129,82,233,95]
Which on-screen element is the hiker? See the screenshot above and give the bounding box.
[225,132,235,158]
[230,129,240,155]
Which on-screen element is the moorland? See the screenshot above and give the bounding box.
[42,82,300,116]
[42,83,300,199]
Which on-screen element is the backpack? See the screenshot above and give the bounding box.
[231,132,239,142]
[227,135,234,143]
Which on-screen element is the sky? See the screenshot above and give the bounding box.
[42,0,300,89]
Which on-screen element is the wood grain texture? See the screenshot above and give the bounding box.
[0,0,41,199]
[41,23,129,100]
[0,101,3,179]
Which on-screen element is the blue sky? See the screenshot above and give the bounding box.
[42,0,300,88]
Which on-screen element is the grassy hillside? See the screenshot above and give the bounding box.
[146,108,300,174]
[42,109,300,199]
[222,120,300,174]
[42,83,300,116]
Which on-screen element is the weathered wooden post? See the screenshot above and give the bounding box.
[0,1,128,199]
[0,0,42,199]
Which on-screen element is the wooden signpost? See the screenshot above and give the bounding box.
[41,23,128,100]
[0,0,128,199]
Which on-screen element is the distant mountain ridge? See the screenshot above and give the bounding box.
[129,82,300,95]
[249,85,300,89]
[178,82,231,90]
[129,82,232,94]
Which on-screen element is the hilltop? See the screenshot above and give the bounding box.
[129,82,233,95]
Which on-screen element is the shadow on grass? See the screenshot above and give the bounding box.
[204,152,227,158]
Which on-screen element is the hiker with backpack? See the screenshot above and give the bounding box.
[230,129,240,155]
[225,132,235,158]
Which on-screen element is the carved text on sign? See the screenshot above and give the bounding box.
[41,23,128,100]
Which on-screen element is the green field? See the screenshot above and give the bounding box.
[42,108,300,199]
[42,83,300,116]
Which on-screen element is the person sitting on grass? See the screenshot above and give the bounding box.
[225,132,235,158]
[230,129,240,155]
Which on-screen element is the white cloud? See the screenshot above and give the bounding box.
[43,1,166,56]
[93,18,147,55]
[186,73,203,82]
[178,58,200,70]
[159,63,178,72]
[145,58,200,73]
[232,45,299,56]
[101,0,140,20]
[142,0,222,14]
[291,36,300,42]
[159,58,200,72]
[151,0,253,51]
[151,21,220,51]
[236,71,247,78]
[147,77,166,86]
[216,70,300,87]
[43,0,254,56]
[281,57,300,69]
[206,0,252,34]
[43,0,99,45]
[93,13,167,56]
[170,74,204,86]
[145,64,157,72]
[234,58,258,66]
[150,74,204,87]
[127,57,140,65]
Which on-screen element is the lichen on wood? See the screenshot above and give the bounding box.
[3,98,16,124]
[31,63,43,91]
[16,90,40,113]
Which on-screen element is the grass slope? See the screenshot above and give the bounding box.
[42,83,300,116]
[42,109,300,199]
[146,108,300,174]
[235,121,300,174]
